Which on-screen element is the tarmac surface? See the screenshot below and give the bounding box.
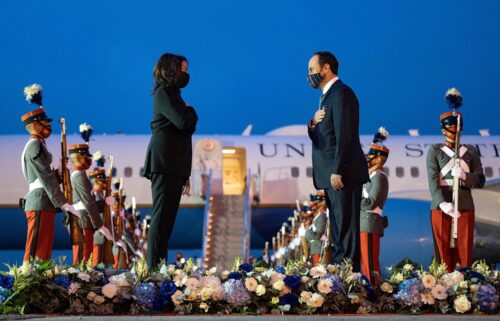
[1,315,499,321]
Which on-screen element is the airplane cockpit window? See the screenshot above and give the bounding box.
[140,167,145,177]
[124,167,133,177]
[396,167,404,178]
[410,167,419,178]
[383,167,390,176]
[484,166,493,178]
[306,167,313,178]
[291,167,299,178]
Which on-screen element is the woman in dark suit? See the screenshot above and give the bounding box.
[143,53,198,269]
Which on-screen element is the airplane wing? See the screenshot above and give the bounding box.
[483,178,500,193]
[388,189,431,201]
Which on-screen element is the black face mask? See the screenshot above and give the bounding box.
[177,72,190,88]
[307,72,323,89]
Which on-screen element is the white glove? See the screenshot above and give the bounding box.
[62,203,81,219]
[451,165,466,181]
[362,187,369,198]
[439,202,460,218]
[298,224,306,237]
[105,196,115,206]
[98,226,113,241]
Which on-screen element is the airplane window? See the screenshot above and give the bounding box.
[396,167,404,178]
[484,166,493,178]
[124,167,133,177]
[410,167,419,178]
[383,167,390,176]
[291,167,299,178]
[112,167,117,177]
[306,167,313,177]
[140,167,145,177]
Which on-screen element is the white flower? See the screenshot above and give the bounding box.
[199,287,214,301]
[68,282,81,295]
[66,267,79,274]
[102,283,118,299]
[23,83,42,101]
[79,122,92,133]
[245,277,258,292]
[44,270,54,278]
[380,282,393,293]
[273,280,285,291]
[20,261,32,274]
[109,273,129,287]
[310,265,327,278]
[199,302,209,312]
[94,295,105,305]
[403,263,413,271]
[300,291,313,302]
[256,284,266,296]
[422,274,436,289]
[454,295,471,313]
[307,293,325,308]
[431,284,448,300]
[317,279,333,294]
[77,272,90,282]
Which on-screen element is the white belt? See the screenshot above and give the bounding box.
[368,207,383,216]
[29,178,43,191]
[73,201,85,211]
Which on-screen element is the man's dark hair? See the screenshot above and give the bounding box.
[152,53,188,94]
[314,51,339,75]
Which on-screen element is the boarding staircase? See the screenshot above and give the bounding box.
[202,171,252,270]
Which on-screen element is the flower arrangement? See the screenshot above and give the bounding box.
[0,257,497,315]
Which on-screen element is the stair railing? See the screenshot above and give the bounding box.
[241,169,252,262]
[201,169,213,268]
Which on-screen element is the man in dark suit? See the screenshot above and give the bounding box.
[143,54,198,269]
[307,51,369,271]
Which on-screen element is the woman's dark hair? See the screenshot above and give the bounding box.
[152,53,188,94]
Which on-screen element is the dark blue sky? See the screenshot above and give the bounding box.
[1,0,499,136]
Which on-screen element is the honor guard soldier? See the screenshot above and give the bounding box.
[427,88,485,272]
[360,127,390,284]
[21,84,80,262]
[69,144,112,264]
[305,194,328,267]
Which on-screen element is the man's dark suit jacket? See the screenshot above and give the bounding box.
[308,79,369,189]
[143,85,198,180]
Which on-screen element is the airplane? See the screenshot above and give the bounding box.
[0,125,498,268]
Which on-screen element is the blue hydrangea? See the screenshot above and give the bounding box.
[394,278,423,306]
[0,287,10,303]
[228,271,242,280]
[239,263,253,273]
[275,265,286,274]
[133,283,157,310]
[477,284,498,313]
[468,271,486,282]
[328,275,346,295]
[284,275,301,290]
[53,274,70,289]
[223,279,250,307]
[159,281,177,298]
[279,293,299,307]
[153,295,170,310]
[0,275,15,289]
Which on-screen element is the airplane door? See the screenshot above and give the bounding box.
[222,147,246,195]
[192,139,223,197]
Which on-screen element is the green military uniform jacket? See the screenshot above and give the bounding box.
[360,170,388,235]
[71,170,103,229]
[22,138,66,211]
[305,211,327,255]
[426,144,485,211]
